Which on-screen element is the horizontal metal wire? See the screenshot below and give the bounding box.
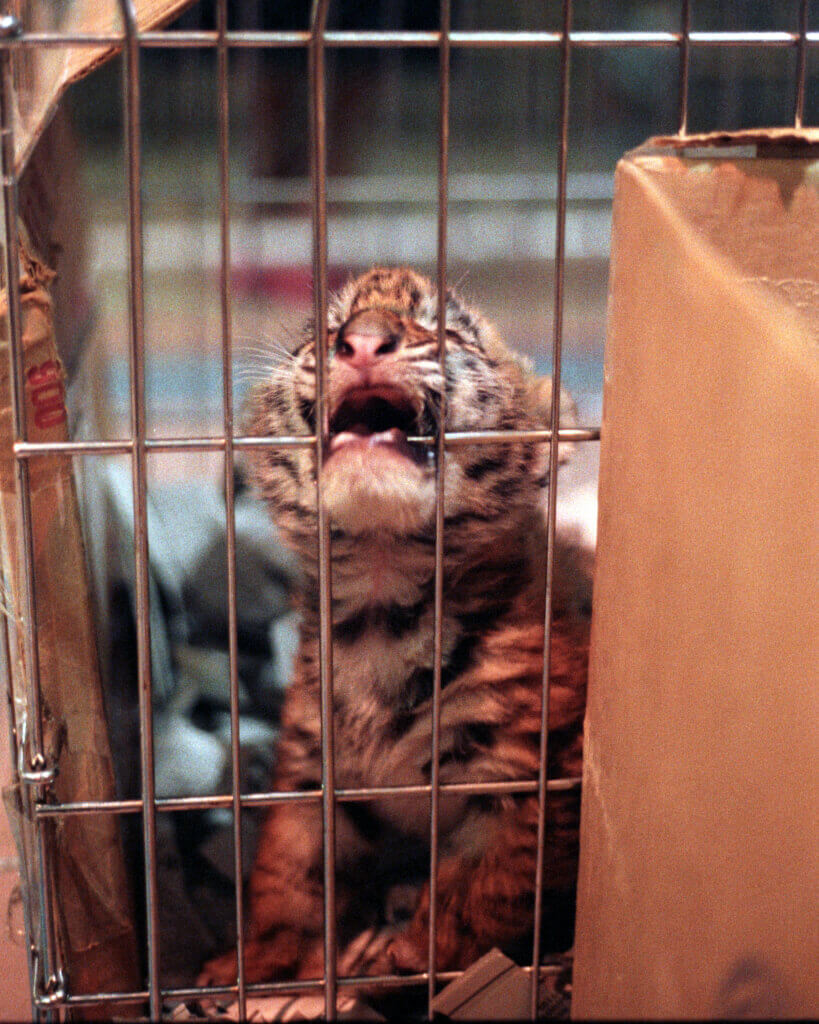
[51,991,151,1009]
[3,29,819,49]
[13,427,600,459]
[431,427,600,445]
[9,435,312,455]
[34,775,582,818]
[47,959,565,1008]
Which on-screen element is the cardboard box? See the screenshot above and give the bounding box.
[573,131,818,1018]
[9,0,195,172]
[0,227,141,1014]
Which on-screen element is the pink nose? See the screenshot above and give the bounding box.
[334,330,398,369]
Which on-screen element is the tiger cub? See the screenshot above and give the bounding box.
[201,266,590,987]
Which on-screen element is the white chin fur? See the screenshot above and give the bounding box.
[320,448,435,536]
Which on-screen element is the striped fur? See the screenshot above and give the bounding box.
[200,267,589,987]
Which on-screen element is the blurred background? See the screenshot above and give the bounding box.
[61,0,818,550]
[65,0,817,444]
[2,0,816,1004]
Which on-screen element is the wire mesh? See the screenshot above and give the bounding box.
[0,0,814,1019]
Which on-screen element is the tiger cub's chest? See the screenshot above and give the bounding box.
[332,697,481,847]
[328,622,511,847]
[327,536,458,707]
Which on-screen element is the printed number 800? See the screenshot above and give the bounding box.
[27,360,67,429]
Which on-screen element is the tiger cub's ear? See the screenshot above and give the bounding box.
[528,374,578,466]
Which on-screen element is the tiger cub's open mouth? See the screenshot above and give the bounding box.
[328,385,430,467]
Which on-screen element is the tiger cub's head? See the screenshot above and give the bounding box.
[247,267,573,548]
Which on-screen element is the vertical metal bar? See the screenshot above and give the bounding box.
[0,11,43,846]
[678,0,691,135]
[1,612,40,1023]
[428,0,450,1012]
[530,0,572,1017]
[794,0,808,128]
[115,1,161,1017]
[309,1,337,1017]
[0,14,62,1008]
[216,0,247,1017]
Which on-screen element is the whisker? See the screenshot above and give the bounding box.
[451,267,472,293]
[234,339,298,361]
[235,354,295,375]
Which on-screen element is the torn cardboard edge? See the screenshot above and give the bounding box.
[644,125,819,159]
[613,127,819,344]
[11,0,197,172]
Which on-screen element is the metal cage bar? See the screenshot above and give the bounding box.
[0,12,63,1015]
[0,0,815,1019]
[34,774,583,820]
[216,0,247,1016]
[34,775,583,821]
[6,28,819,49]
[116,0,162,1017]
[426,0,451,1008]
[0,583,40,1014]
[678,0,691,136]
[530,0,572,1014]
[308,1,338,1017]
[795,0,810,128]
[11,425,600,458]
[33,961,571,1012]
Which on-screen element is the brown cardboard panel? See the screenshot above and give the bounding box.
[11,0,197,172]
[0,231,141,1014]
[647,126,818,151]
[647,126,819,152]
[572,139,818,1019]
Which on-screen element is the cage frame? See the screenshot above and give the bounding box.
[0,0,814,1019]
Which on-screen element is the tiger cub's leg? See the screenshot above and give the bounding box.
[382,794,577,974]
[198,800,327,985]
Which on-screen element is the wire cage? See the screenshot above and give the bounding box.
[0,0,816,1020]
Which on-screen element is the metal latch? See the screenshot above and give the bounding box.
[33,967,67,1010]
[18,750,57,788]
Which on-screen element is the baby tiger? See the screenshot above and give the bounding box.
[200,266,589,989]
